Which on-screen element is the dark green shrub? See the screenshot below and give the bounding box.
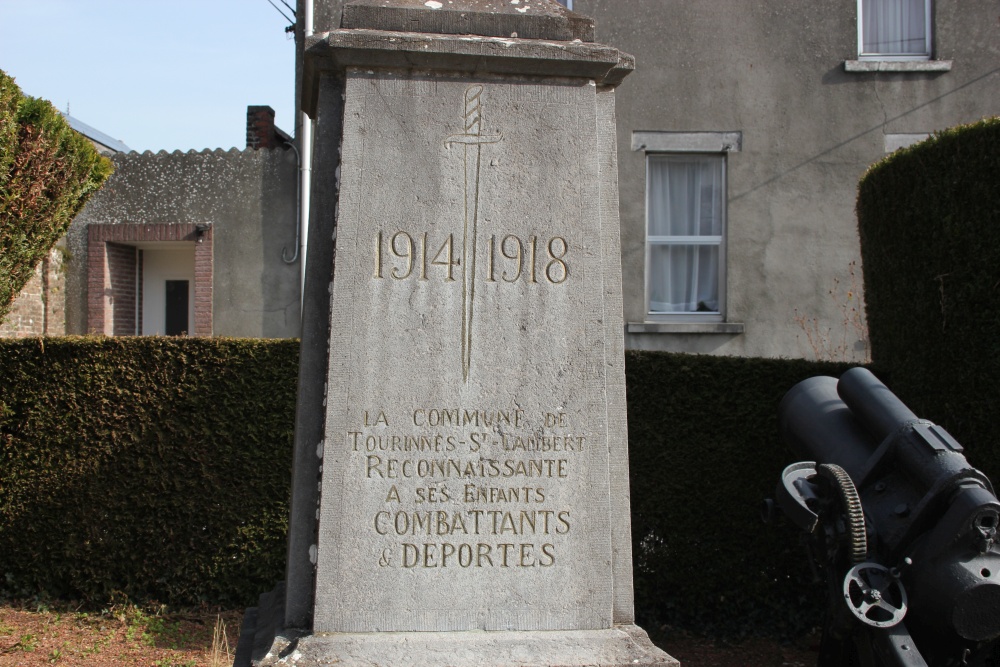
[0,70,114,321]
[0,337,298,607]
[0,337,852,633]
[857,117,1000,477]
[626,351,855,637]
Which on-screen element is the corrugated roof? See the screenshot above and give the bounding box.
[60,112,132,153]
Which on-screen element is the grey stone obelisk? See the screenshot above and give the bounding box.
[239,1,677,664]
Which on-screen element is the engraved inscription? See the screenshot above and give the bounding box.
[369,85,575,384]
[485,235,569,284]
[374,231,570,285]
[347,406,586,571]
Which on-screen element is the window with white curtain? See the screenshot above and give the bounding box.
[859,0,931,59]
[646,154,725,320]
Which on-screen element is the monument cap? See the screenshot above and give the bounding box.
[302,0,632,115]
[342,0,595,42]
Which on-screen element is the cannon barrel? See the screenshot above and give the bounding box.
[780,368,979,495]
[837,367,919,441]
[777,373,876,484]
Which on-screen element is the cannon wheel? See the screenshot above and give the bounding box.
[817,463,867,564]
[841,563,908,628]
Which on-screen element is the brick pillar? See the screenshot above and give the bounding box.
[87,226,112,334]
[106,242,137,335]
[246,105,277,149]
[193,226,213,336]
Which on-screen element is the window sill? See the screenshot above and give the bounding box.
[844,60,952,73]
[627,321,745,335]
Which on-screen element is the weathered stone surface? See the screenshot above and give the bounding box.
[257,626,675,666]
[314,70,624,634]
[342,0,595,42]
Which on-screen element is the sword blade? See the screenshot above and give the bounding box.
[460,86,486,382]
[461,141,481,382]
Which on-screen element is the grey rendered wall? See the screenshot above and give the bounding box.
[67,147,300,338]
[577,0,998,360]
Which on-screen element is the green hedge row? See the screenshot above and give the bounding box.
[626,352,855,637]
[0,337,854,636]
[0,70,113,320]
[857,117,1000,471]
[0,337,298,607]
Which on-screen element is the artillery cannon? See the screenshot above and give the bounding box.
[767,367,1000,666]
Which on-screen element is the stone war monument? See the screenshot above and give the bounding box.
[237,0,677,664]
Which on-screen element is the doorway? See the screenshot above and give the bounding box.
[142,247,195,335]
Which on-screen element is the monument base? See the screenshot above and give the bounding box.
[249,624,677,666]
[235,585,677,666]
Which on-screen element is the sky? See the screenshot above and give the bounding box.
[1,0,296,153]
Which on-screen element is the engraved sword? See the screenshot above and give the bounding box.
[445,85,502,382]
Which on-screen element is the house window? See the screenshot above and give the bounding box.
[554,0,572,8]
[646,154,726,321]
[858,0,931,60]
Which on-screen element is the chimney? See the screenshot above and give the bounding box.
[246,105,277,149]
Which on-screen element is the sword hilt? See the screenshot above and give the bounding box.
[464,85,483,136]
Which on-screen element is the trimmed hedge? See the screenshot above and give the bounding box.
[0,337,297,607]
[857,117,1000,473]
[626,352,854,637]
[0,70,114,321]
[0,337,854,634]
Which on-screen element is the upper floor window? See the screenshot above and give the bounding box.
[859,0,931,60]
[554,0,573,9]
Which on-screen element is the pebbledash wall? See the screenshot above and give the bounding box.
[570,0,998,360]
[65,146,300,338]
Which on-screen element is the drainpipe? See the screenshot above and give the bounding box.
[299,0,314,318]
[282,141,302,262]
[283,0,314,321]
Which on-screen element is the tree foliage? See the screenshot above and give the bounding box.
[0,70,114,320]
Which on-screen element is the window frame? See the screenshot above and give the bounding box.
[857,0,932,61]
[644,152,728,324]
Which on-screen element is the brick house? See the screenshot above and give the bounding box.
[2,108,299,339]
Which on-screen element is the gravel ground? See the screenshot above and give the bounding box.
[653,625,819,666]
[0,602,819,666]
[0,603,240,667]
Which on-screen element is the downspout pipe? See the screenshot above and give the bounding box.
[282,0,314,321]
[281,141,301,263]
[298,117,312,316]
[299,0,314,317]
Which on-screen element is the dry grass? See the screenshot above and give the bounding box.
[0,599,820,667]
[208,615,232,667]
[0,601,241,667]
